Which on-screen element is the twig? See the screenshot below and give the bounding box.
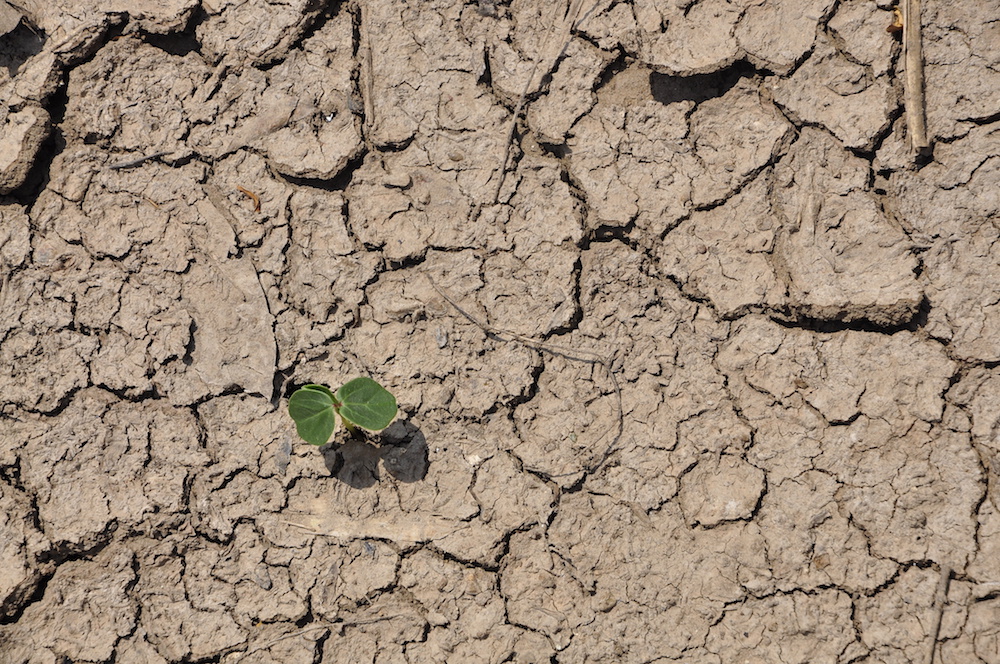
[426,274,624,478]
[796,162,820,237]
[282,520,324,535]
[925,564,951,664]
[107,150,169,170]
[358,3,376,145]
[486,0,592,207]
[196,54,231,104]
[903,0,931,155]
[237,186,262,212]
[240,626,329,658]
[238,613,412,660]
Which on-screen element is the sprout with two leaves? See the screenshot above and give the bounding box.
[287,377,397,446]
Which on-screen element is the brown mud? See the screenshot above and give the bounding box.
[2,0,1000,662]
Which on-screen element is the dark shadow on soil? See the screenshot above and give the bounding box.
[322,419,428,489]
[0,20,45,78]
[650,60,756,105]
[142,29,201,57]
[771,294,931,335]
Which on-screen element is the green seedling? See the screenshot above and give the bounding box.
[287,377,397,446]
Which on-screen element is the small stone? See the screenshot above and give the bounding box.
[253,564,273,590]
[434,327,448,348]
[383,171,412,188]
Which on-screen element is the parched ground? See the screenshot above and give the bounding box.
[2,0,1000,662]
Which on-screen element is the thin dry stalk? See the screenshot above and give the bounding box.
[240,626,329,658]
[924,564,951,664]
[903,0,931,155]
[486,0,594,207]
[238,613,413,660]
[426,274,624,479]
[107,150,170,171]
[357,2,376,144]
[796,162,820,237]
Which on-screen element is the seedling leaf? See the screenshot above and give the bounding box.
[335,376,397,431]
[288,384,337,445]
[301,383,336,401]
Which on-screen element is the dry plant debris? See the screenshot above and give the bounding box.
[2,0,1000,662]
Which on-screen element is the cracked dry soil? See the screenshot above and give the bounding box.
[2,0,1000,662]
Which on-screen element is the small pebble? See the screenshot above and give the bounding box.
[434,327,448,348]
[253,563,273,590]
[384,172,411,189]
[275,435,293,476]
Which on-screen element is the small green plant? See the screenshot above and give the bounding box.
[287,377,397,446]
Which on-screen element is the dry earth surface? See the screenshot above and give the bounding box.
[2,0,1000,662]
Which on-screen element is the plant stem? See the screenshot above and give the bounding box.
[339,412,357,434]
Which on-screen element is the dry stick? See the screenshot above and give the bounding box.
[240,626,329,658]
[903,0,931,155]
[240,613,412,659]
[358,2,376,144]
[107,150,170,170]
[486,0,590,208]
[797,162,820,237]
[925,564,951,664]
[426,275,624,479]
